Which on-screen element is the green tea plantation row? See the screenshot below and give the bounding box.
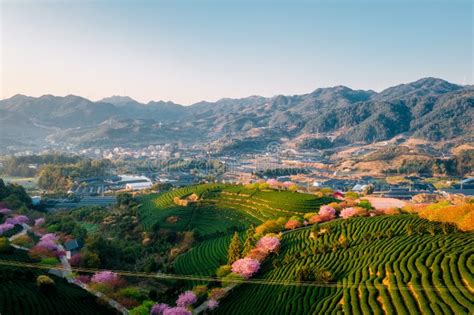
[182,215,473,315]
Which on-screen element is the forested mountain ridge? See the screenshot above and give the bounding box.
[1,78,472,150]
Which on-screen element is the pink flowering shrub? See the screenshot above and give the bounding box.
[266,179,279,187]
[0,223,14,235]
[5,215,29,225]
[40,233,59,242]
[176,290,197,307]
[207,299,219,310]
[231,258,260,279]
[0,208,11,214]
[151,303,171,315]
[163,307,192,315]
[340,207,358,219]
[318,205,336,222]
[280,181,291,187]
[91,271,120,285]
[11,215,29,225]
[256,236,280,253]
[35,218,45,226]
[5,218,16,225]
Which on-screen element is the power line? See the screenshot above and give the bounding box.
[0,259,469,292]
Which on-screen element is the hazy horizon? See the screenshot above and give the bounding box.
[0,76,470,106]
[1,0,472,105]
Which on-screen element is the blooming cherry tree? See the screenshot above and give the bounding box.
[151,303,171,315]
[0,223,14,235]
[340,207,358,219]
[91,271,120,285]
[6,215,29,225]
[256,236,280,253]
[176,291,197,307]
[35,218,45,227]
[318,205,336,222]
[266,179,279,187]
[40,233,59,242]
[231,257,260,279]
[163,307,192,315]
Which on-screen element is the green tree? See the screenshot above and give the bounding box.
[242,225,255,256]
[81,251,100,268]
[0,237,11,253]
[36,275,55,292]
[227,232,241,264]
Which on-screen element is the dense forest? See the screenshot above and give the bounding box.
[1,154,112,192]
[0,179,31,210]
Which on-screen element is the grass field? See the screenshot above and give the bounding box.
[0,249,115,315]
[139,184,334,236]
[1,176,38,191]
[215,215,474,314]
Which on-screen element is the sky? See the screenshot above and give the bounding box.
[0,0,472,105]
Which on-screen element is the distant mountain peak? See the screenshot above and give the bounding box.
[377,77,462,101]
[99,95,139,106]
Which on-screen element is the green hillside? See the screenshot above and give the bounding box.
[0,250,115,315]
[215,215,474,314]
[139,184,334,235]
[174,234,235,278]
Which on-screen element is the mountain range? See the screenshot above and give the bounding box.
[1,77,473,152]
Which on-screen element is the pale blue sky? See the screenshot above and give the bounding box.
[1,0,472,104]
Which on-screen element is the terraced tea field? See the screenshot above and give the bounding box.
[174,233,244,288]
[139,184,334,235]
[0,250,114,315]
[214,215,474,314]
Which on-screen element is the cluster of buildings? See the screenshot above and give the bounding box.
[68,174,153,195]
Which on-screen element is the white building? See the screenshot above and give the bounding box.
[125,182,153,191]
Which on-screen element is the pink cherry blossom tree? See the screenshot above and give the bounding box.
[34,218,45,226]
[91,271,120,285]
[340,207,358,219]
[318,205,336,222]
[231,257,260,279]
[151,303,171,315]
[176,291,197,307]
[40,233,59,242]
[256,235,280,253]
[163,307,192,315]
[0,223,14,235]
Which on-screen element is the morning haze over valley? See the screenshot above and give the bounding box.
[0,1,473,315]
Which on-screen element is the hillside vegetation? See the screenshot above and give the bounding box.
[216,215,474,314]
[139,184,334,236]
[0,250,115,315]
[2,78,473,150]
